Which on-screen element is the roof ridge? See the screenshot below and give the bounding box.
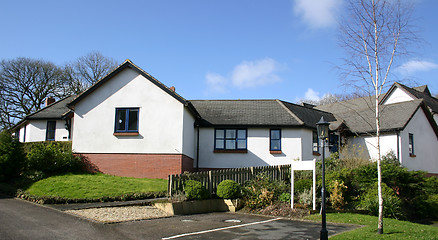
[276,100,304,125]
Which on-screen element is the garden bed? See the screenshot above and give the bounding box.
[154,199,242,215]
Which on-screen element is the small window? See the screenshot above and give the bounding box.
[312,130,319,154]
[46,121,56,141]
[115,108,139,133]
[215,129,247,150]
[270,129,281,151]
[409,133,415,157]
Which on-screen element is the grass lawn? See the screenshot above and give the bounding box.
[306,213,438,239]
[25,173,167,199]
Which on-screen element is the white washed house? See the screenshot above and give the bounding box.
[317,87,438,175]
[12,60,438,178]
[11,96,75,142]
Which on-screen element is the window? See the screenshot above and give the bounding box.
[215,129,247,151]
[46,121,56,141]
[270,129,281,152]
[409,133,415,157]
[312,130,319,155]
[115,108,139,133]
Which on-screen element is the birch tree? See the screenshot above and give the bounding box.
[339,0,417,234]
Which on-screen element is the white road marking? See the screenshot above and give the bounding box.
[162,217,282,240]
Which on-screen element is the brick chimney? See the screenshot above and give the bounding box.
[45,97,55,107]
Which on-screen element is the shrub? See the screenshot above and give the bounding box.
[184,180,209,200]
[25,142,84,179]
[0,131,25,181]
[329,180,348,210]
[294,179,312,194]
[357,182,405,220]
[279,192,291,203]
[216,180,241,199]
[298,188,313,207]
[243,172,288,209]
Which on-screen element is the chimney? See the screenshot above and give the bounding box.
[45,97,55,107]
[170,86,175,92]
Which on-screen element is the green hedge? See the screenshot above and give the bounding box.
[0,131,25,181]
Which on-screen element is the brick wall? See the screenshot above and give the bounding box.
[81,153,194,179]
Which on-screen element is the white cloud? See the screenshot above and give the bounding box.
[304,88,321,101]
[205,58,283,93]
[397,60,438,75]
[205,72,228,93]
[293,0,343,29]
[231,58,282,88]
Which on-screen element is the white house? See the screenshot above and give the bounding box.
[11,96,75,142]
[63,60,336,178]
[11,60,438,178]
[317,91,438,175]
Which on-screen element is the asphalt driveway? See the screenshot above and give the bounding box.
[0,195,358,240]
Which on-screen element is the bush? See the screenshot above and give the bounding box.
[294,179,312,194]
[357,182,405,220]
[329,180,348,210]
[279,192,291,203]
[243,172,288,209]
[184,180,209,200]
[216,180,241,199]
[0,131,25,181]
[25,142,84,180]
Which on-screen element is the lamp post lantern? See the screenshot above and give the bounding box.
[316,116,330,240]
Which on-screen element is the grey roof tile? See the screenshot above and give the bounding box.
[190,99,335,128]
[27,96,76,120]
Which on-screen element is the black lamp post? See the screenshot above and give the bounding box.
[316,116,330,240]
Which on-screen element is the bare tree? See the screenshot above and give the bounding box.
[298,92,366,106]
[0,57,64,129]
[63,51,118,94]
[339,0,417,234]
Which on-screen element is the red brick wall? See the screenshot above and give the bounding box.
[81,153,194,179]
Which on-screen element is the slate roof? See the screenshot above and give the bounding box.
[9,95,75,132]
[190,99,335,128]
[26,96,76,120]
[394,83,438,114]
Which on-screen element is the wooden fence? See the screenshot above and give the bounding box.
[168,164,291,196]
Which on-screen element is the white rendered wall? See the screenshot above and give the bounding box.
[72,68,193,157]
[182,109,196,158]
[399,109,438,174]
[22,120,70,142]
[197,128,316,169]
[383,87,414,105]
[346,134,398,160]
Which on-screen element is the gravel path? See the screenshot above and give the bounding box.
[65,206,171,223]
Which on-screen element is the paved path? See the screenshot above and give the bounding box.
[0,195,358,240]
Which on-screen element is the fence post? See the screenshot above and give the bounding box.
[208,171,212,195]
[168,175,173,196]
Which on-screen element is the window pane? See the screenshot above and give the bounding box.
[116,109,126,131]
[128,109,138,131]
[237,139,246,149]
[313,143,318,152]
[225,140,236,149]
[271,130,280,140]
[46,121,56,141]
[271,140,280,150]
[226,129,236,139]
[237,130,246,139]
[216,129,224,139]
[216,139,224,149]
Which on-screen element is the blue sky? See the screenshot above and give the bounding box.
[1,0,438,103]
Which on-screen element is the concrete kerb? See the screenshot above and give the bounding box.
[45,197,168,211]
